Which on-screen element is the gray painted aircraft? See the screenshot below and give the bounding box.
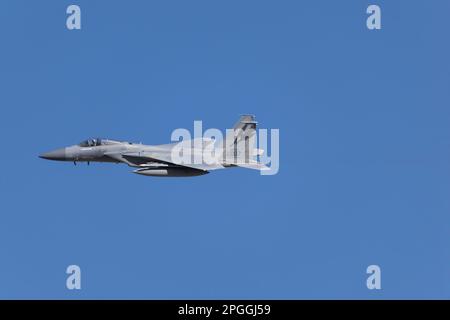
[39,115,268,177]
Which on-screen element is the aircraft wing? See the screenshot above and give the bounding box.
[106,149,266,172]
[121,154,173,166]
[120,152,224,171]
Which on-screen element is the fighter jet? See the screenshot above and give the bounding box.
[39,115,268,177]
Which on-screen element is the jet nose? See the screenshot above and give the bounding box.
[39,148,67,161]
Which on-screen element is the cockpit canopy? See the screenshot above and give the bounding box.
[78,138,130,147]
[78,138,103,147]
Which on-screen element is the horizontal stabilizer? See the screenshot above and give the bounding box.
[226,161,269,171]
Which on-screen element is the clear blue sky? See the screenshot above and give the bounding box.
[0,0,449,299]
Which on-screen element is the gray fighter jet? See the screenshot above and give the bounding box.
[39,115,268,177]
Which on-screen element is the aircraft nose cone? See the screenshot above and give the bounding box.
[39,148,66,161]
